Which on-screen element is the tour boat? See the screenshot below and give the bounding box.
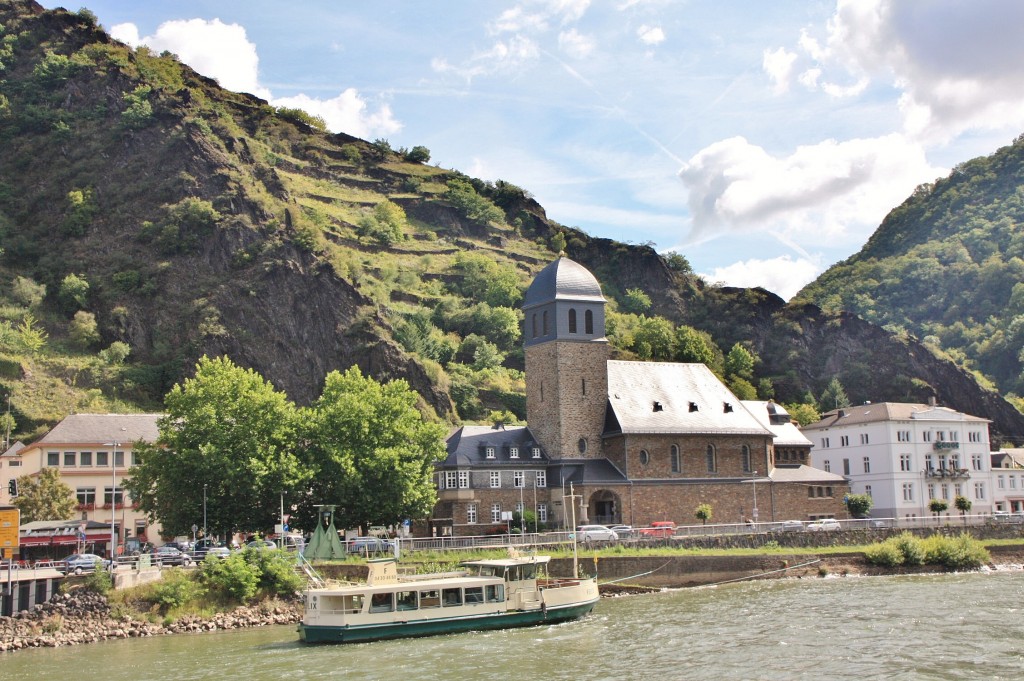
[298,554,599,644]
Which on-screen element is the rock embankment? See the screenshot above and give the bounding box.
[0,591,301,653]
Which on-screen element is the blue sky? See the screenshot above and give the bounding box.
[47,1,1024,299]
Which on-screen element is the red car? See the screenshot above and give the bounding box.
[638,521,676,538]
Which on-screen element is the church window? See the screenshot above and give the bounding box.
[585,309,594,334]
[531,314,537,338]
[543,310,549,336]
[741,445,751,473]
[671,445,680,473]
[578,438,588,454]
[639,449,650,465]
[706,445,717,473]
[568,308,577,333]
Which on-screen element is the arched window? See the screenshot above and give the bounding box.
[568,308,577,333]
[706,445,717,473]
[584,309,594,334]
[531,313,537,338]
[639,449,650,465]
[671,444,680,473]
[542,310,549,336]
[741,445,751,473]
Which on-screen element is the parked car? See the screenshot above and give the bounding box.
[779,520,805,532]
[153,545,193,566]
[190,538,225,560]
[869,519,893,529]
[58,553,111,575]
[123,539,155,556]
[992,512,1024,524]
[576,525,618,541]
[806,519,841,532]
[347,536,392,555]
[638,521,676,538]
[245,539,278,551]
[203,546,231,560]
[609,525,635,538]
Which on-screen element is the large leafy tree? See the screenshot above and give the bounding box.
[293,366,446,534]
[125,355,306,539]
[13,468,76,522]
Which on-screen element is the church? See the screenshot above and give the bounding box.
[432,256,848,535]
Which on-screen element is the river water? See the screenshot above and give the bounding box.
[4,570,1022,680]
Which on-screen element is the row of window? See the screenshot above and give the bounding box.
[529,308,595,339]
[482,445,543,460]
[465,502,549,524]
[899,481,988,502]
[76,486,124,506]
[46,450,132,468]
[996,474,1022,490]
[368,584,505,613]
[441,470,547,490]
[824,453,985,475]
[636,444,755,474]
[822,429,983,448]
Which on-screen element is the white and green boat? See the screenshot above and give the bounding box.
[298,555,599,644]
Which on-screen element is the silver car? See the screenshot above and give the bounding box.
[576,525,619,541]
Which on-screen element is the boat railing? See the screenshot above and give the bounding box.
[297,551,326,588]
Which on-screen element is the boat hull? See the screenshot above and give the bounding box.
[298,598,598,644]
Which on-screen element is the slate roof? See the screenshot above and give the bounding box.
[442,425,547,467]
[522,256,605,310]
[769,463,847,484]
[34,413,162,445]
[803,403,989,430]
[604,361,772,437]
[548,458,628,486]
[741,400,812,447]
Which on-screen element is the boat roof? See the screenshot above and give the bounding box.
[307,556,553,595]
[461,555,551,568]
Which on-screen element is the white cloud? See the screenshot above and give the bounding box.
[432,35,541,81]
[637,24,665,46]
[110,19,400,139]
[679,134,941,247]
[559,28,595,59]
[762,47,797,94]
[702,255,821,301]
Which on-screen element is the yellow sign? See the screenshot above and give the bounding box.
[0,507,20,552]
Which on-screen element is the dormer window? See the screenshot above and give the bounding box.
[723,402,733,413]
[688,402,699,412]
[653,401,663,412]
[485,446,496,459]
[509,446,519,459]
[531,447,541,458]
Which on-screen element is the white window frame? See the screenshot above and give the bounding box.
[490,471,500,488]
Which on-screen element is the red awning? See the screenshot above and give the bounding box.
[19,533,110,546]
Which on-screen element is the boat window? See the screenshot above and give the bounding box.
[486,585,504,603]
[419,589,441,609]
[519,565,537,580]
[443,588,463,607]
[370,592,394,613]
[465,587,484,604]
[345,594,364,614]
[396,591,417,611]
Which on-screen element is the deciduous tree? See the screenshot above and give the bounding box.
[12,468,76,522]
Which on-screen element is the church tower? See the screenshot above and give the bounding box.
[523,256,609,460]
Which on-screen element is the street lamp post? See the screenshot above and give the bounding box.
[752,470,759,523]
[279,491,286,549]
[203,484,208,539]
[109,441,119,562]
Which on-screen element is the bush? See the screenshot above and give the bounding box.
[151,568,206,610]
[864,540,904,567]
[923,534,990,570]
[200,551,260,601]
[893,532,925,565]
[80,568,113,595]
[250,548,304,596]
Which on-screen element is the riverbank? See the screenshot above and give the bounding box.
[3,544,1022,653]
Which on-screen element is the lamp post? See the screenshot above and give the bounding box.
[751,470,759,523]
[279,491,286,548]
[107,441,119,562]
[203,484,208,539]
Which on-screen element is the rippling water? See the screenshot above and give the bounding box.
[5,570,1022,680]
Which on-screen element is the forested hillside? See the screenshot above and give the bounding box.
[795,136,1024,402]
[1,1,1022,444]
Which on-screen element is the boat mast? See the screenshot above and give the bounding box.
[567,482,579,578]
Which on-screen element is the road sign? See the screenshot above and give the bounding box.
[0,507,20,553]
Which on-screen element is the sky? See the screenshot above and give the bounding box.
[43,1,1024,300]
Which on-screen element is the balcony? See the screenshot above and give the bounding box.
[924,467,970,479]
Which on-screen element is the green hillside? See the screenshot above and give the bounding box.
[795,136,1024,402]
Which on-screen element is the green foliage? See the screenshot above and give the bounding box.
[295,365,446,533]
[200,550,260,601]
[15,314,47,354]
[11,276,45,308]
[954,494,972,517]
[356,199,407,246]
[664,251,693,274]
[403,145,431,163]
[151,568,206,610]
[99,341,131,365]
[782,402,820,426]
[247,547,304,595]
[674,325,716,365]
[12,468,76,522]
[893,532,926,565]
[622,288,652,314]
[844,493,874,518]
[727,376,757,400]
[276,106,327,132]
[864,540,904,567]
[818,377,850,411]
[448,252,523,308]
[33,50,76,83]
[58,273,90,313]
[121,85,153,129]
[444,178,505,225]
[695,503,712,525]
[724,343,756,381]
[62,188,97,237]
[920,533,990,569]
[68,310,100,348]
[928,498,949,517]
[124,355,306,538]
[550,232,566,254]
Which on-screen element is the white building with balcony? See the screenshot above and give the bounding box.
[802,402,992,519]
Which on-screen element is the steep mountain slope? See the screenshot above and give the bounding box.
[795,136,1024,398]
[1,2,1022,443]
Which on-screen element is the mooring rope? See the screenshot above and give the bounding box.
[697,558,822,588]
[598,561,675,585]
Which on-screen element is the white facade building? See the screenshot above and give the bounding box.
[990,449,1024,513]
[802,403,992,519]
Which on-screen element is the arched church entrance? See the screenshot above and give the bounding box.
[588,490,622,525]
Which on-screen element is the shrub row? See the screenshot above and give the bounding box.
[864,532,990,570]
